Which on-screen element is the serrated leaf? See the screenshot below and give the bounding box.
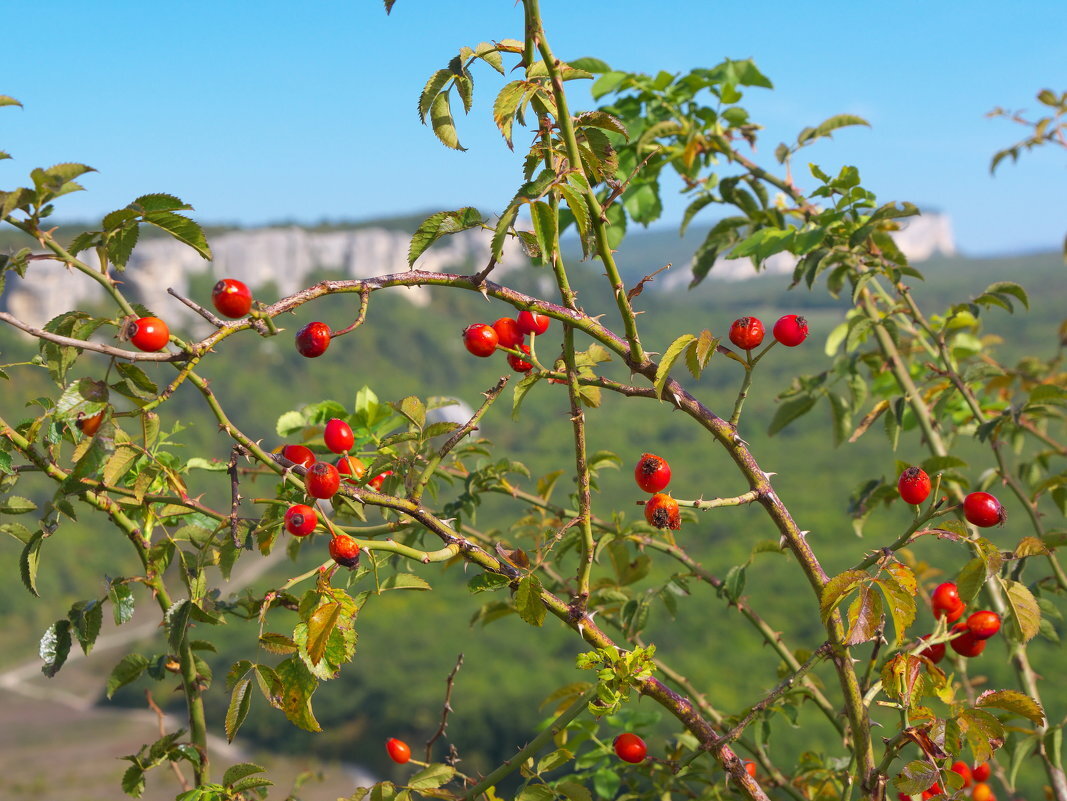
[844,583,883,645]
[976,689,1045,726]
[875,576,916,644]
[468,573,511,594]
[893,760,939,795]
[768,394,818,436]
[226,678,253,742]
[820,569,871,624]
[40,619,72,677]
[408,764,456,790]
[530,200,557,265]
[653,334,696,399]
[984,281,1029,310]
[493,80,527,148]
[516,574,546,626]
[958,707,1005,764]
[408,207,483,265]
[306,602,341,667]
[142,210,212,259]
[69,599,103,655]
[223,763,266,788]
[419,69,453,124]
[275,656,321,732]
[107,653,149,698]
[429,92,465,151]
[1000,578,1041,642]
[378,572,432,591]
[20,529,44,596]
[122,765,146,798]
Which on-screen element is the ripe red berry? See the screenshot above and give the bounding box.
[284,504,318,537]
[211,278,252,318]
[305,462,341,499]
[971,783,994,801]
[772,314,808,347]
[963,491,1005,528]
[368,470,393,491]
[76,409,105,437]
[918,635,945,664]
[743,760,757,778]
[516,310,550,336]
[336,455,366,484]
[295,321,332,358]
[612,732,646,764]
[729,317,765,351]
[931,582,965,623]
[950,760,972,788]
[644,493,681,530]
[463,323,499,357]
[281,444,316,469]
[972,763,991,782]
[493,317,524,349]
[966,610,1001,640]
[634,453,672,494]
[324,418,354,453]
[507,343,533,373]
[898,467,932,505]
[925,782,942,795]
[386,737,411,764]
[328,535,361,568]
[128,316,170,352]
[949,622,987,657]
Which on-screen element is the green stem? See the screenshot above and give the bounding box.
[562,325,595,609]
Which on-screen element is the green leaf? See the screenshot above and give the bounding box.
[2,495,36,514]
[275,656,321,732]
[874,576,916,644]
[1000,577,1041,642]
[768,394,818,436]
[69,599,103,655]
[493,80,527,148]
[530,200,557,264]
[19,528,44,596]
[892,760,939,795]
[468,573,511,594]
[957,707,1005,765]
[225,678,253,742]
[491,204,519,263]
[306,602,342,667]
[819,569,870,624]
[473,42,504,74]
[122,765,146,798]
[798,114,870,145]
[142,210,212,260]
[844,583,883,645]
[408,207,483,265]
[0,95,23,107]
[653,334,696,399]
[976,689,1045,726]
[40,619,72,677]
[984,281,1029,310]
[516,574,546,626]
[275,410,306,437]
[223,763,267,788]
[378,572,432,591]
[419,69,453,124]
[408,764,456,790]
[107,653,149,698]
[429,91,465,151]
[166,599,193,650]
[128,193,193,213]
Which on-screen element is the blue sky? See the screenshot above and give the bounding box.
[3,1,1064,256]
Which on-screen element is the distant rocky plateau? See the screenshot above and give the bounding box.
[2,213,955,328]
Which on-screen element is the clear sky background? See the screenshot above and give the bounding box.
[3,1,1064,256]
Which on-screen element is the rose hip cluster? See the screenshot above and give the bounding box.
[461,311,550,373]
[897,467,1007,529]
[126,277,255,354]
[634,452,680,531]
[919,581,1002,660]
[901,760,994,801]
[728,313,809,351]
[278,418,392,569]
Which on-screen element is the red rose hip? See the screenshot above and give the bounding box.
[897,467,931,505]
[463,323,498,357]
[296,321,331,358]
[644,493,680,530]
[972,763,991,782]
[963,491,1005,527]
[336,455,366,484]
[729,317,765,351]
[772,314,808,347]
[211,278,252,318]
[634,453,671,494]
[612,732,646,764]
[516,310,550,336]
[949,622,986,657]
[507,343,533,373]
[305,461,341,499]
[386,737,411,764]
[966,610,1001,639]
[931,582,965,623]
[324,418,354,454]
[284,504,318,537]
[918,635,945,664]
[128,316,170,352]
[328,534,361,568]
[281,444,316,469]
[492,317,524,349]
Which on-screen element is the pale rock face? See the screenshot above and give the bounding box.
[2,214,954,328]
[2,224,528,328]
